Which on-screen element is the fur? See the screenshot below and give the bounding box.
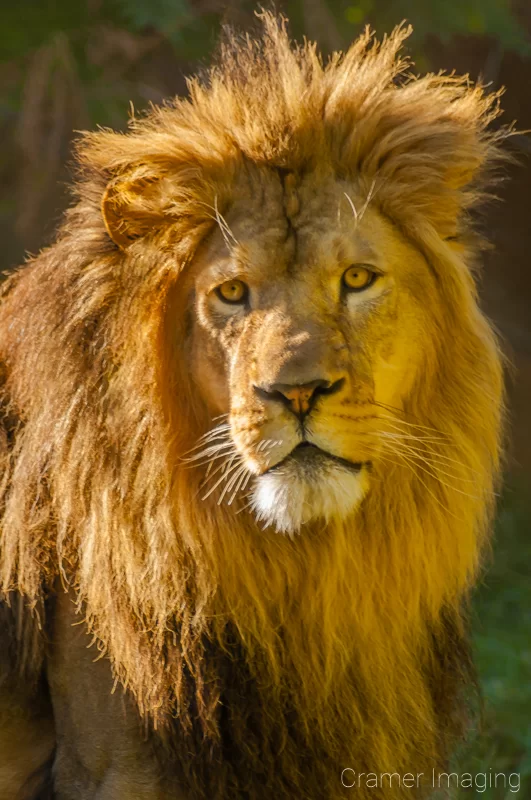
[251,456,370,534]
[0,14,508,799]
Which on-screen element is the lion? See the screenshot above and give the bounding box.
[0,13,508,800]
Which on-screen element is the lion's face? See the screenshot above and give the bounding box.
[184,171,434,533]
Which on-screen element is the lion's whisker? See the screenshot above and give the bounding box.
[370,402,451,438]
[214,195,239,246]
[201,455,241,500]
[204,449,238,478]
[379,418,450,440]
[376,421,448,444]
[199,452,238,490]
[199,425,231,441]
[227,473,248,506]
[344,192,359,224]
[185,439,234,457]
[222,441,281,506]
[378,431,480,478]
[224,465,251,506]
[186,435,282,508]
[382,438,460,484]
[183,450,236,474]
[182,437,233,460]
[199,208,234,251]
[215,460,247,504]
[377,418,483,473]
[382,439,476,487]
[183,444,233,462]
[195,424,231,444]
[343,180,378,227]
[381,445,465,518]
[239,470,254,495]
[358,178,378,221]
[378,420,450,443]
[221,462,248,497]
[182,446,235,468]
[181,426,231,457]
[256,438,281,453]
[198,197,239,251]
[320,407,447,440]
[383,441,482,503]
[329,419,447,445]
[213,439,282,507]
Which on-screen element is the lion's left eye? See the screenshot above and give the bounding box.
[215,279,248,304]
[342,265,377,292]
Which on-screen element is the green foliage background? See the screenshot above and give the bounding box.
[1,2,530,798]
[454,485,531,797]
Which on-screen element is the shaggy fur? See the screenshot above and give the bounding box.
[0,14,508,799]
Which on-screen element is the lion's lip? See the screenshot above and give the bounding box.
[265,442,368,474]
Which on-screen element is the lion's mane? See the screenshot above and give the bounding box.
[0,15,506,799]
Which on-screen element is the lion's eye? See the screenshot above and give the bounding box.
[215,279,248,304]
[342,265,376,292]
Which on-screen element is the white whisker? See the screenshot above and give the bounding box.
[378,432,478,480]
[344,192,358,224]
[381,445,463,518]
[358,178,377,221]
[214,195,239,245]
[182,445,235,468]
[383,441,481,502]
[181,424,231,457]
[201,455,241,500]
[227,469,249,506]
[220,464,249,506]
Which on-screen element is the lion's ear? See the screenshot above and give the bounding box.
[102,174,166,249]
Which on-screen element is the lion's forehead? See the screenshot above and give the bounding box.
[225,171,362,253]
[207,197,392,294]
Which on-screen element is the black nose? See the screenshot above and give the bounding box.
[254,378,344,419]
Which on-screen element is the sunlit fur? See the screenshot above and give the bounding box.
[252,460,369,534]
[0,14,508,799]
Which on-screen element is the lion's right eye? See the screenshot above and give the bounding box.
[342,265,377,292]
[215,279,249,305]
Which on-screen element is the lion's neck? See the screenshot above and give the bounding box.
[150,570,472,800]
[144,504,473,797]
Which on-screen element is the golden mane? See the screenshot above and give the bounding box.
[0,14,507,798]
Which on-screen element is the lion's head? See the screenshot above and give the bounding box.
[182,171,446,534]
[0,15,508,798]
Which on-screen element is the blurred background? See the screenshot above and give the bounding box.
[1,1,530,796]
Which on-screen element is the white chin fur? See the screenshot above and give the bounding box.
[250,459,368,535]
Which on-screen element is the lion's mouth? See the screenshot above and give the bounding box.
[266,442,367,474]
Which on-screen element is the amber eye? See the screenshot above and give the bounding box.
[342,265,376,292]
[215,279,248,304]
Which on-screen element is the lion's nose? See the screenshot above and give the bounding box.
[254,378,344,419]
